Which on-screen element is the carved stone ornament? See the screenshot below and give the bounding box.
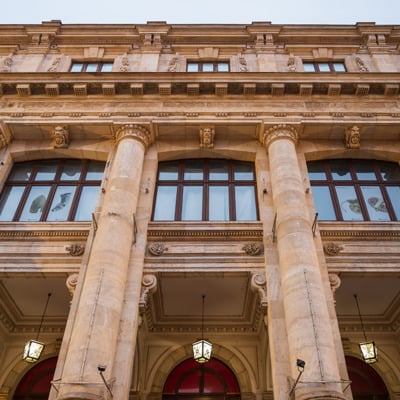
[250,272,267,312]
[287,54,296,72]
[199,127,215,149]
[262,124,298,148]
[344,125,361,149]
[243,242,263,256]
[120,53,130,72]
[66,273,79,303]
[355,56,369,72]
[323,242,343,256]
[114,124,152,148]
[139,274,157,314]
[328,273,341,305]
[148,242,167,256]
[66,244,85,256]
[53,125,70,148]
[167,56,178,72]
[239,56,249,72]
[0,53,13,72]
[47,56,62,72]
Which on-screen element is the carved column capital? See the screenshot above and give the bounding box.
[262,124,298,149]
[114,124,152,148]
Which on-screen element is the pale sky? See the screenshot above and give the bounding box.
[1,0,399,25]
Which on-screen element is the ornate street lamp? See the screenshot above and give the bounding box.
[192,295,212,363]
[354,294,378,364]
[23,293,52,363]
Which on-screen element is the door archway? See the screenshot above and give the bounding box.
[346,356,389,400]
[163,358,240,400]
[13,357,57,400]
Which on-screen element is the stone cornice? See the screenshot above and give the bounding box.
[320,222,400,240]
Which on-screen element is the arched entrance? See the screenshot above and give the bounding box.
[346,356,389,400]
[13,357,57,400]
[163,358,240,400]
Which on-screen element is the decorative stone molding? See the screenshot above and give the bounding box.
[328,273,341,305]
[312,47,333,59]
[250,272,267,312]
[243,242,263,256]
[239,55,249,72]
[148,242,167,256]
[0,53,13,72]
[139,274,157,314]
[344,125,361,149]
[167,56,178,72]
[287,54,296,72]
[66,244,85,256]
[0,127,11,149]
[47,56,62,72]
[323,242,343,256]
[262,124,298,148]
[355,56,369,72]
[53,125,70,148]
[119,53,130,72]
[199,126,215,149]
[66,273,79,302]
[114,124,152,148]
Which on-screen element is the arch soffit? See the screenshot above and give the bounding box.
[147,343,255,396]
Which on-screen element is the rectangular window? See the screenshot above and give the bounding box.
[235,186,257,221]
[303,61,346,72]
[70,62,113,72]
[187,62,230,72]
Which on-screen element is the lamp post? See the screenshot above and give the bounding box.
[23,293,52,363]
[354,294,378,364]
[192,295,212,363]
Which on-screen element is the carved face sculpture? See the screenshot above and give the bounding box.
[202,128,212,145]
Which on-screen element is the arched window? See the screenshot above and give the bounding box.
[153,159,258,222]
[307,159,400,221]
[163,358,240,400]
[0,159,105,222]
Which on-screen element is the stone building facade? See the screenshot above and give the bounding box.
[0,20,399,400]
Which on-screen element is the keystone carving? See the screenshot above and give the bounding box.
[250,273,267,312]
[148,242,167,256]
[344,125,361,149]
[323,242,343,256]
[139,274,157,314]
[66,244,85,256]
[243,243,263,256]
[53,125,70,148]
[199,127,215,149]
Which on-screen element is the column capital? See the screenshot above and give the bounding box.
[114,124,152,148]
[262,124,298,149]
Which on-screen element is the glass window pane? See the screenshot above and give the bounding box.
[202,63,214,72]
[184,161,203,180]
[386,186,400,219]
[20,186,51,221]
[100,63,113,72]
[235,186,257,221]
[70,63,83,72]
[303,63,315,72]
[217,63,229,72]
[8,163,33,181]
[86,161,105,181]
[318,63,330,72]
[35,161,58,181]
[74,186,100,221]
[61,160,83,181]
[159,162,179,180]
[209,160,229,180]
[187,63,199,72]
[354,161,376,180]
[0,186,25,221]
[336,186,364,221]
[360,186,390,221]
[379,162,400,181]
[85,63,99,72]
[153,186,177,221]
[234,163,254,180]
[330,160,351,180]
[333,62,346,72]
[209,186,229,221]
[182,186,202,220]
[308,162,327,180]
[310,186,336,220]
[47,186,76,221]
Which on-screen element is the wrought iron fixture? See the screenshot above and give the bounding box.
[354,294,378,364]
[192,294,212,363]
[23,292,52,363]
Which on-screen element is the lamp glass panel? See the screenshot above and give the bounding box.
[359,341,378,363]
[193,339,212,363]
[23,340,45,363]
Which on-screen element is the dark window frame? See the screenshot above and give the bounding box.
[187,61,230,72]
[0,159,104,222]
[303,61,346,72]
[70,62,113,72]
[308,159,400,221]
[152,159,258,222]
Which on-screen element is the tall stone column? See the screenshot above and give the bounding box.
[56,124,152,400]
[262,125,346,400]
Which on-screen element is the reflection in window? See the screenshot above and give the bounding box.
[307,159,400,221]
[0,159,105,222]
[153,159,258,221]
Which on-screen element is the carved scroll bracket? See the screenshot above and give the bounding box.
[250,272,267,313]
[139,274,157,314]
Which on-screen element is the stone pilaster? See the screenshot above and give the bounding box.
[262,125,346,400]
[55,124,151,400]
